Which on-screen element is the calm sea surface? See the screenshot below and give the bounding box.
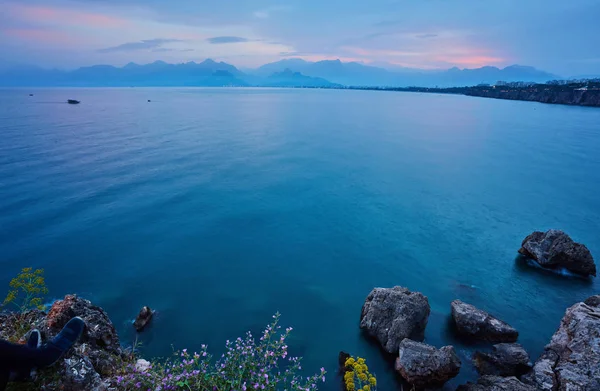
[1,88,599,389]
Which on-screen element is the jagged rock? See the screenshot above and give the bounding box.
[0,295,132,391]
[519,229,596,277]
[522,297,600,390]
[63,355,108,391]
[133,305,154,331]
[43,294,121,354]
[359,286,430,353]
[456,376,537,391]
[394,339,461,388]
[338,351,351,373]
[451,300,518,342]
[584,295,600,307]
[473,343,531,377]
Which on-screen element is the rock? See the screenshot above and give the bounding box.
[583,295,600,307]
[133,305,154,331]
[456,376,537,391]
[63,355,108,391]
[135,358,151,372]
[359,286,430,353]
[473,343,531,377]
[519,229,596,277]
[450,300,518,342]
[522,297,600,391]
[43,294,121,354]
[338,351,351,373]
[394,339,461,388]
[0,295,132,391]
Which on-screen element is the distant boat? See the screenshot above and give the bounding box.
[67,99,80,104]
[29,94,34,96]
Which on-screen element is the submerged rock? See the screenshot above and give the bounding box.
[519,229,596,276]
[338,351,351,374]
[456,376,537,391]
[359,286,430,353]
[133,305,154,331]
[522,296,600,390]
[473,343,531,377]
[394,338,461,388]
[451,300,518,342]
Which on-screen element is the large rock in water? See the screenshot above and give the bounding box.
[522,296,600,391]
[394,338,461,388]
[518,229,596,276]
[360,286,430,353]
[451,300,518,342]
[473,343,532,377]
[133,305,154,331]
[456,376,537,391]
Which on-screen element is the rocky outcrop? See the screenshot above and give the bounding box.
[133,305,154,331]
[360,286,430,353]
[465,89,600,107]
[394,339,461,388]
[473,343,531,377]
[456,376,538,391]
[519,229,596,277]
[522,296,600,391]
[0,295,132,391]
[451,300,518,342]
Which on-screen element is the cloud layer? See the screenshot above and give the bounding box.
[1,0,599,75]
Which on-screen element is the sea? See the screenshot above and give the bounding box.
[1,87,599,390]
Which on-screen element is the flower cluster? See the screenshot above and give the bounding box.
[343,356,376,391]
[117,313,326,391]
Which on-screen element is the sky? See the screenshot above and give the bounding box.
[0,0,599,76]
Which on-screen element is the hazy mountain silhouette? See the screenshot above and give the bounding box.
[0,58,559,87]
[264,69,341,87]
[255,59,558,87]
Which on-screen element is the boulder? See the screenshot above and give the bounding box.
[359,286,430,353]
[450,300,518,342]
[522,296,600,390]
[473,343,531,377]
[43,294,121,354]
[394,339,461,388]
[338,351,351,374]
[133,305,154,332]
[456,376,537,391]
[518,229,596,277]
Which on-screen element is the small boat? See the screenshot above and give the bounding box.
[67,99,80,104]
[29,94,34,97]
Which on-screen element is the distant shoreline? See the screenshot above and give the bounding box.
[9,82,600,108]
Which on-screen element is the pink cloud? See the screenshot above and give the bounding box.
[6,3,130,28]
[2,28,78,45]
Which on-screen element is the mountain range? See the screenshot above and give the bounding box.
[0,59,559,88]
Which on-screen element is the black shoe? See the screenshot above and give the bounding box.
[39,317,85,366]
[28,329,42,349]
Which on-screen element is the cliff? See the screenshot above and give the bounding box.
[464,88,600,107]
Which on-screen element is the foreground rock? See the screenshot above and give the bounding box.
[0,295,132,390]
[451,300,518,342]
[360,286,430,353]
[456,376,537,391]
[519,229,596,277]
[522,296,600,390]
[133,305,154,331]
[473,343,531,377]
[394,339,460,388]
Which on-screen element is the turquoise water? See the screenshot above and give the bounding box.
[1,88,599,390]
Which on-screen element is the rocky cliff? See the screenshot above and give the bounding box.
[465,89,600,107]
